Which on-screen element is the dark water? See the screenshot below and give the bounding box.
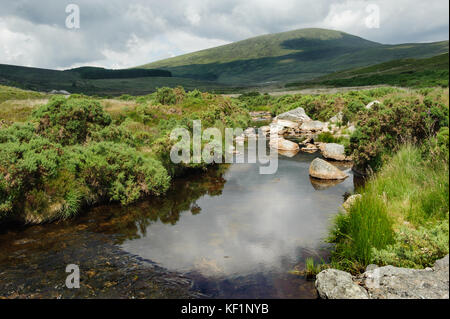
[0,146,357,299]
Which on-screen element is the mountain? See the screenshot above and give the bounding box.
[140,28,449,85]
[1,28,448,95]
[289,52,449,88]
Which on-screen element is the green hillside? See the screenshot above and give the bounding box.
[1,28,448,94]
[141,28,449,85]
[0,64,234,95]
[291,53,449,88]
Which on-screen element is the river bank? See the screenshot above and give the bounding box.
[1,85,448,299]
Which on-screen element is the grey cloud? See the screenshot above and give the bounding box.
[0,0,448,69]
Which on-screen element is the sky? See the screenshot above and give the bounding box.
[0,0,448,70]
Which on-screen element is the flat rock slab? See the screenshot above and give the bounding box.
[309,158,348,180]
[315,269,369,299]
[323,143,348,161]
[276,107,311,123]
[269,137,300,151]
[316,255,449,299]
[361,259,449,299]
[300,120,325,132]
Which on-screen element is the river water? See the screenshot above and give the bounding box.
[0,144,357,299]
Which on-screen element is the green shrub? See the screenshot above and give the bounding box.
[155,87,184,105]
[0,137,62,216]
[32,96,111,145]
[349,96,449,170]
[317,132,341,143]
[372,221,449,268]
[65,142,170,205]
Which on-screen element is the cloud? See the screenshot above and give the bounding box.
[0,0,448,69]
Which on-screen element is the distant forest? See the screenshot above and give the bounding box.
[66,67,172,79]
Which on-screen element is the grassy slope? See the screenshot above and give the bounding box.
[0,85,49,122]
[141,28,449,85]
[0,64,237,96]
[1,28,447,93]
[291,53,449,88]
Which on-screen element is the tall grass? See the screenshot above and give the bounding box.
[329,142,449,271]
[329,194,394,269]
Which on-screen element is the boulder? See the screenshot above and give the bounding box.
[342,194,362,212]
[269,123,286,136]
[300,120,325,132]
[315,269,369,299]
[301,143,319,153]
[244,127,255,136]
[259,126,270,136]
[315,142,326,152]
[316,255,449,299]
[269,137,300,151]
[309,158,348,180]
[361,255,449,299]
[235,136,245,145]
[433,254,449,271]
[347,125,356,134]
[276,107,311,123]
[50,89,70,95]
[365,100,380,110]
[249,111,271,121]
[322,143,349,161]
[300,137,314,145]
[273,118,300,129]
[329,112,343,124]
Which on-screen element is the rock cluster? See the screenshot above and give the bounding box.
[315,255,449,299]
[239,108,355,167]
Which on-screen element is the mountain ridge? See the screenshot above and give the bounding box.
[140,28,449,85]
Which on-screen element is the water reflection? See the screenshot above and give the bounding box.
[0,146,358,299]
[120,151,355,297]
[85,165,230,243]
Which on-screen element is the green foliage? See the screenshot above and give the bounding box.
[65,142,170,205]
[329,194,394,269]
[372,221,449,268]
[317,132,345,144]
[155,87,178,105]
[32,96,112,145]
[305,257,322,277]
[0,87,251,223]
[141,28,448,85]
[0,136,62,216]
[350,95,449,170]
[306,53,449,88]
[0,85,46,103]
[329,142,449,272]
[187,89,202,99]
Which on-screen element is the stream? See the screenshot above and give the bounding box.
[0,143,358,299]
